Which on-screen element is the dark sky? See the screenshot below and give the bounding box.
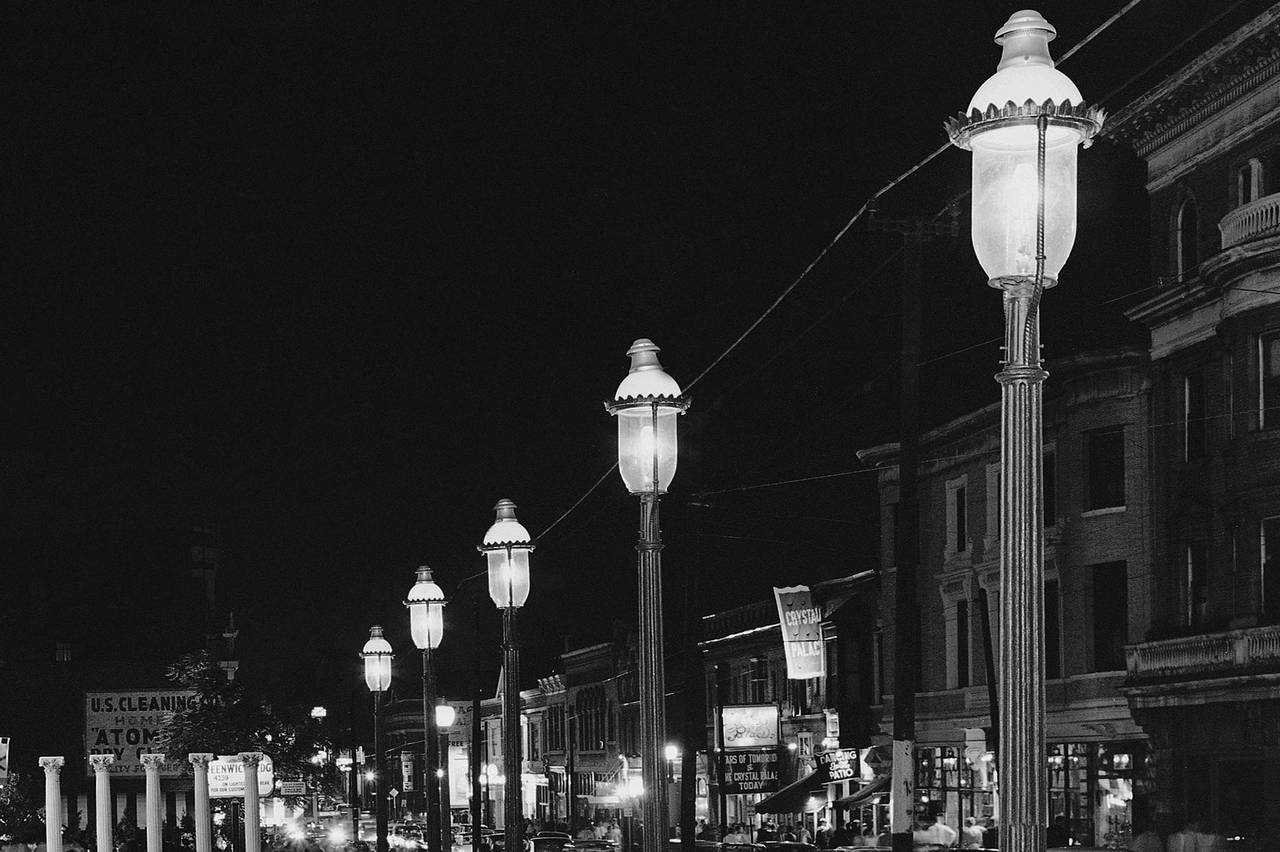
[8,1,1267,701]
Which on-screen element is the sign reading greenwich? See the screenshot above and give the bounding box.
[84,690,198,777]
[208,754,275,798]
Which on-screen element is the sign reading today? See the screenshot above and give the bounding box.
[84,690,198,777]
[719,749,779,794]
[208,755,275,798]
[720,704,779,749]
[774,586,825,680]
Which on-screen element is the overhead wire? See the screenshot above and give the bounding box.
[534,0,1163,543]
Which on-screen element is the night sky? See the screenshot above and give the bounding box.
[9,2,1267,702]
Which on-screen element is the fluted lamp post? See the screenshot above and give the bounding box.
[362,626,394,852]
[480,500,533,852]
[606,339,689,852]
[945,11,1102,852]
[406,566,447,852]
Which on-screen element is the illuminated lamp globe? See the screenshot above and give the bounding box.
[606,339,689,495]
[479,499,533,609]
[436,704,457,728]
[404,565,446,651]
[361,625,393,692]
[948,10,1102,285]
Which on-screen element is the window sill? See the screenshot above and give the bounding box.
[1081,506,1126,518]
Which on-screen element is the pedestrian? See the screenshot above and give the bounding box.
[1046,815,1069,848]
[794,823,812,845]
[1193,820,1224,852]
[815,820,833,849]
[913,812,957,849]
[1128,819,1163,852]
[960,818,984,849]
[981,819,998,851]
[780,824,796,842]
[606,823,622,846]
[756,823,777,844]
[830,822,855,848]
[1167,819,1198,852]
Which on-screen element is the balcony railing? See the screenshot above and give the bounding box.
[1126,624,1280,681]
[1219,191,1280,249]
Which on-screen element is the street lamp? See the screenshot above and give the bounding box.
[362,625,394,852]
[436,704,457,852]
[480,499,533,852]
[406,566,448,852]
[606,339,689,852]
[945,12,1102,852]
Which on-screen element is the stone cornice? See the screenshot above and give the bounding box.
[1106,8,1280,156]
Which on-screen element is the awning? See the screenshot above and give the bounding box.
[753,769,829,814]
[833,776,889,807]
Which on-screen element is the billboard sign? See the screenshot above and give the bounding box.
[85,690,198,776]
[773,586,825,679]
[720,704,779,750]
[719,749,779,794]
[208,754,275,798]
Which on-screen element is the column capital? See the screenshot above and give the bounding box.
[237,751,264,768]
[39,756,65,775]
[140,753,167,770]
[188,753,216,767]
[88,754,116,772]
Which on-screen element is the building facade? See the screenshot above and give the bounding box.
[1108,5,1280,841]
[858,346,1155,846]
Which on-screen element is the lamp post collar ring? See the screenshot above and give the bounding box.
[604,394,691,415]
[945,99,1104,150]
[988,274,1058,292]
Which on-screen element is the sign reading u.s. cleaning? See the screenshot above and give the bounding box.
[84,690,198,776]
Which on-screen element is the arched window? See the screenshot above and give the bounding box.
[1176,197,1199,277]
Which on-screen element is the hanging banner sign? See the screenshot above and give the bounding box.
[719,749,779,794]
[84,690,198,776]
[208,754,275,798]
[720,704,779,749]
[816,749,859,783]
[773,586,825,680]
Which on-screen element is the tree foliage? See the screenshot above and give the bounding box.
[158,651,337,797]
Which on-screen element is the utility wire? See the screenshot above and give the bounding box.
[535,0,1158,543]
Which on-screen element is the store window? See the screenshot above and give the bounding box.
[915,746,991,828]
[946,476,969,555]
[1237,157,1264,206]
[1263,516,1280,620]
[1260,331,1280,430]
[1084,428,1126,511]
[1044,580,1061,680]
[1043,449,1057,527]
[1186,540,1208,627]
[1176,197,1198,276]
[1091,562,1128,672]
[1184,371,1206,461]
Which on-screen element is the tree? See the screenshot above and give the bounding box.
[0,771,43,843]
[158,651,338,800]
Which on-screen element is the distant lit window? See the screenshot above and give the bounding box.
[1085,428,1126,511]
[1176,198,1199,277]
[1261,331,1280,430]
[55,642,72,663]
[1184,371,1206,460]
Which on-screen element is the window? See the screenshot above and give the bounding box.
[1176,198,1199,276]
[985,463,1001,547]
[1263,517,1280,619]
[1184,371,1206,460]
[946,477,969,555]
[1260,331,1280,430]
[955,600,971,688]
[1186,541,1208,627]
[55,642,72,663]
[1237,158,1264,206]
[1045,580,1062,679]
[1092,562,1128,672]
[749,657,768,703]
[1085,428,1126,511]
[1043,450,1057,526]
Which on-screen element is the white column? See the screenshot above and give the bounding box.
[141,754,166,852]
[89,755,116,852]
[239,752,263,852]
[188,754,215,852]
[39,757,65,852]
